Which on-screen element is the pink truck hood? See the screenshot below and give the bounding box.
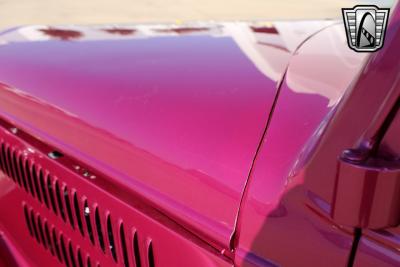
[0,21,334,249]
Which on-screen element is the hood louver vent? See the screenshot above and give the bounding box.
[0,141,155,267]
[23,204,93,267]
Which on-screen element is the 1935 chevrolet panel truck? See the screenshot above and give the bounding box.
[0,3,399,267]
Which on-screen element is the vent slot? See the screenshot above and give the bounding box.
[5,146,14,182]
[77,249,83,267]
[1,143,10,179]
[11,149,22,186]
[18,154,28,191]
[0,142,6,174]
[12,150,21,185]
[73,192,84,236]
[30,209,40,244]
[107,215,117,262]
[148,241,155,267]
[52,227,62,262]
[68,241,77,267]
[132,231,141,267]
[23,205,33,236]
[60,234,70,267]
[48,177,58,215]
[39,170,50,208]
[25,160,35,197]
[55,180,66,222]
[6,147,15,183]
[4,145,13,182]
[37,215,47,249]
[64,186,75,229]
[87,257,92,267]
[32,164,43,202]
[95,207,105,252]
[120,223,130,267]
[84,200,95,244]
[44,221,55,256]
[10,149,20,185]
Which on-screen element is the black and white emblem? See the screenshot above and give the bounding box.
[342,5,390,52]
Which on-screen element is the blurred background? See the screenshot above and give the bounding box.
[0,0,395,31]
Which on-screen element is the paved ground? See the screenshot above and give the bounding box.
[0,0,394,31]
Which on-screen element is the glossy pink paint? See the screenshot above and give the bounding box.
[0,26,281,250]
[234,23,368,266]
[0,10,397,265]
[234,4,400,266]
[0,22,328,265]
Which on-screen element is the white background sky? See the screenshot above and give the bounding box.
[0,0,396,30]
